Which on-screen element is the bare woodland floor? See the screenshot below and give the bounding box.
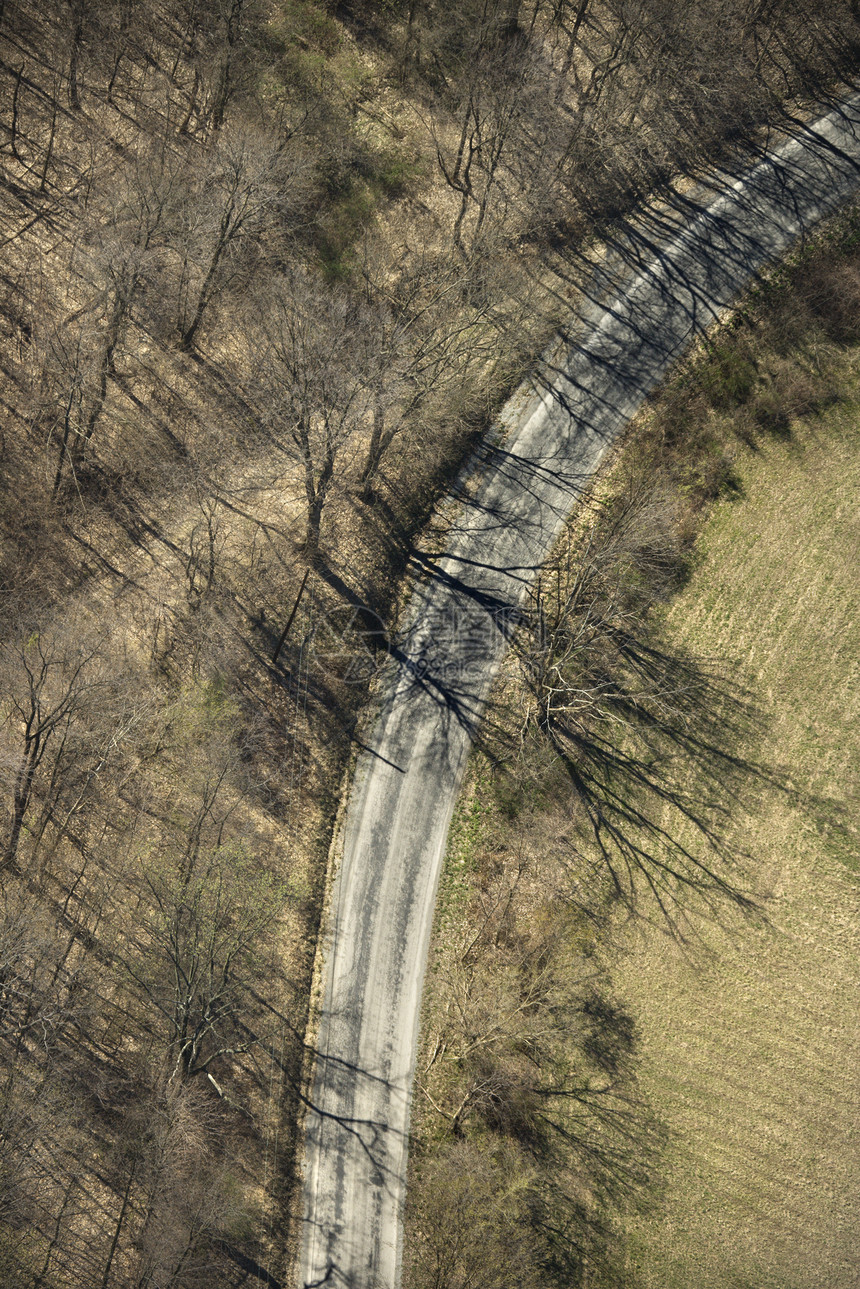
[2,1,860,1280]
[613,383,860,1287]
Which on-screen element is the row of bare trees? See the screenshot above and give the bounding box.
[422,0,860,258]
[404,198,860,1289]
[403,485,755,1289]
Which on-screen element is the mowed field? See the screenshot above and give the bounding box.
[613,381,860,1286]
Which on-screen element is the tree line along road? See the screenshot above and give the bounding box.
[297,87,860,1289]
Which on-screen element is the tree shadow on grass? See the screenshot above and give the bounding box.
[479,506,782,937]
[504,603,860,940]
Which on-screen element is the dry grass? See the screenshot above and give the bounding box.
[612,375,860,1289]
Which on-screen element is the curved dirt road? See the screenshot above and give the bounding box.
[298,92,860,1289]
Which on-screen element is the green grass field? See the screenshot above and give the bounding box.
[612,378,860,1288]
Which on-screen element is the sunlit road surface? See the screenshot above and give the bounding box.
[297,91,860,1289]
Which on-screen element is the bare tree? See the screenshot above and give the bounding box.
[249,271,378,555]
[0,632,104,874]
[124,1083,244,1289]
[174,125,310,350]
[123,843,282,1086]
[65,0,86,110]
[506,476,758,922]
[429,18,556,258]
[209,0,246,131]
[38,137,184,493]
[352,243,530,496]
[407,1142,538,1289]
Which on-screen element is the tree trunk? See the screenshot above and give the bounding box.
[33,1175,77,1289]
[304,495,323,555]
[106,50,124,103]
[359,391,386,493]
[272,567,310,663]
[39,95,58,192]
[561,0,591,80]
[180,237,227,349]
[5,745,39,871]
[52,385,78,499]
[210,0,244,131]
[67,10,84,111]
[178,68,199,135]
[99,1162,137,1289]
[10,62,23,162]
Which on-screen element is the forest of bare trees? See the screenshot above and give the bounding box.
[0,0,858,1283]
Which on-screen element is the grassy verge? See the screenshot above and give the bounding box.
[615,363,860,1289]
